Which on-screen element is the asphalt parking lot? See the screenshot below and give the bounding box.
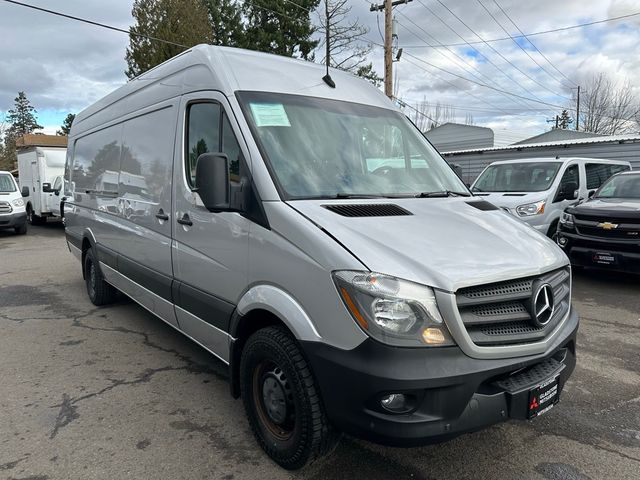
[1,223,639,480]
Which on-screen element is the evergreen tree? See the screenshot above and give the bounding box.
[6,91,42,139]
[1,92,42,170]
[57,113,76,136]
[241,0,320,60]
[206,0,243,47]
[125,0,214,79]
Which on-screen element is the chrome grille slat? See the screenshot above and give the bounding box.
[455,267,571,347]
[0,201,12,214]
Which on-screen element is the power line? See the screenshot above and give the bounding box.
[394,13,538,112]
[476,0,573,91]
[408,1,549,109]
[429,0,571,102]
[400,10,640,48]
[492,0,577,87]
[1,0,189,48]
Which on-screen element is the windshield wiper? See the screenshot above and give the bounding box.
[328,193,386,199]
[415,190,471,198]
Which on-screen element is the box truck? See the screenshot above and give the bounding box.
[16,135,67,224]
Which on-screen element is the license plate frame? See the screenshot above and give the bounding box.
[528,375,560,419]
[593,252,617,265]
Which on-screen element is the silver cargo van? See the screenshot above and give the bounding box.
[64,45,579,469]
[472,157,631,237]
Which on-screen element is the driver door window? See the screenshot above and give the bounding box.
[556,164,579,201]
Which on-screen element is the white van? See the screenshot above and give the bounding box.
[0,171,27,234]
[471,157,631,236]
[64,45,578,469]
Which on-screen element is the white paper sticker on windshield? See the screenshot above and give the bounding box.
[250,103,291,127]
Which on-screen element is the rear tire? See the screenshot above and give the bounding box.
[27,206,44,226]
[84,248,117,306]
[14,223,27,235]
[240,326,339,470]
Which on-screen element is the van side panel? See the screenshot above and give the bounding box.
[114,104,177,301]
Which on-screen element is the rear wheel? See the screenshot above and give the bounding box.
[84,248,117,306]
[27,206,44,225]
[240,326,339,470]
[14,223,27,235]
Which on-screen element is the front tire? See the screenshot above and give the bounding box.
[84,248,117,306]
[240,326,339,470]
[27,206,44,226]
[14,223,27,235]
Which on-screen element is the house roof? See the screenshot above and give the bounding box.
[15,134,68,148]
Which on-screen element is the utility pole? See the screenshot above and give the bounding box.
[575,85,581,131]
[370,0,413,99]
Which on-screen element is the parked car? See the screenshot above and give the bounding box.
[64,45,579,470]
[17,145,66,224]
[557,170,640,273]
[471,157,631,237]
[0,170,27,234]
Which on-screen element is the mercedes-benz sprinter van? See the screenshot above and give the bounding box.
[64,46,579,470]
[472,157,631,237]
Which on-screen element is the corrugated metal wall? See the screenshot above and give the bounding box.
[443,140,640,184]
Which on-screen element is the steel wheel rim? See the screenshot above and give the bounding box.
[252,360,295,440]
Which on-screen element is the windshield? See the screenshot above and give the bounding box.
[0,174,17,193]
[473,162,562,193]
[595,174,640,199]
[237,92,468,199]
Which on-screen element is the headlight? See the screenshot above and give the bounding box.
[11,198,24,207]
[333,271,454,347]
[559,212,575,228]
[516,200,546,217]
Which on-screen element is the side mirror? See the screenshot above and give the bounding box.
[21,186,29,197]
[42,182,53,193]
[195,153,230,211]
[558,181,578,201]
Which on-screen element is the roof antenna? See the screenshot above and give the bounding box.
[322,0,335,88]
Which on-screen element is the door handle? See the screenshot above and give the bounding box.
[177,213,193,226]
[155,209,169,221]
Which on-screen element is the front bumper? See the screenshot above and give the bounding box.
[0,211,27,229]
[302,308,578,446]
[557,228,640,273]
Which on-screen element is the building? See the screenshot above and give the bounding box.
[442,134,640,183]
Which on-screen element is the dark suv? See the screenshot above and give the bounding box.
[557,171,640,273]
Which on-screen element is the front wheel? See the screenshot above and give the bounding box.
[27,207,44,225]
[84,248,117,306]
[240,326,339,470]
[14,223,27,235]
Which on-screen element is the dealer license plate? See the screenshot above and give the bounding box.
[593,252,617,265]
[528,376,560,419]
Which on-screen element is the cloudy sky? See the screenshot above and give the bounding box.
[1,0,639,138]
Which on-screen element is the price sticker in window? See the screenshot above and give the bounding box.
[250,103,291,127]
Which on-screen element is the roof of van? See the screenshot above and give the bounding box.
[72,45,393,136]
[486,157,631,165]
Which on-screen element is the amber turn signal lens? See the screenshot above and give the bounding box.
[340,287,368,330]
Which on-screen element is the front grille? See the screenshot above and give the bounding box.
[456,267,571,346]
[0,201,12,214]
[574,216,640,240]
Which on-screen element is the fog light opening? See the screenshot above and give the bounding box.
[380,393,414,414]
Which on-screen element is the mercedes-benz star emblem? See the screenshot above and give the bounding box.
[531,283,555,327]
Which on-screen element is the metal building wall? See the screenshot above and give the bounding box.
[425,123,494,152]
[443,139,640,184]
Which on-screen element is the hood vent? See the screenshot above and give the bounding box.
[466,200,498,211]
[322,203,412,217]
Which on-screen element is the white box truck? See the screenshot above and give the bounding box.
[16,135,67,224]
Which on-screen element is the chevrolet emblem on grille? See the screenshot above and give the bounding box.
[597,222,618,230]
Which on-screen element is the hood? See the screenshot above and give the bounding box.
[472,191,549,210]
[569,197,640,218]
[289,198,568,292]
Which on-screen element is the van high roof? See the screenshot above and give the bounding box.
[73,45,393,136]
[488,157,629,165]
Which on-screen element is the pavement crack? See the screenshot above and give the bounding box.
[50,393,80,439]
[0,455,29,471]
